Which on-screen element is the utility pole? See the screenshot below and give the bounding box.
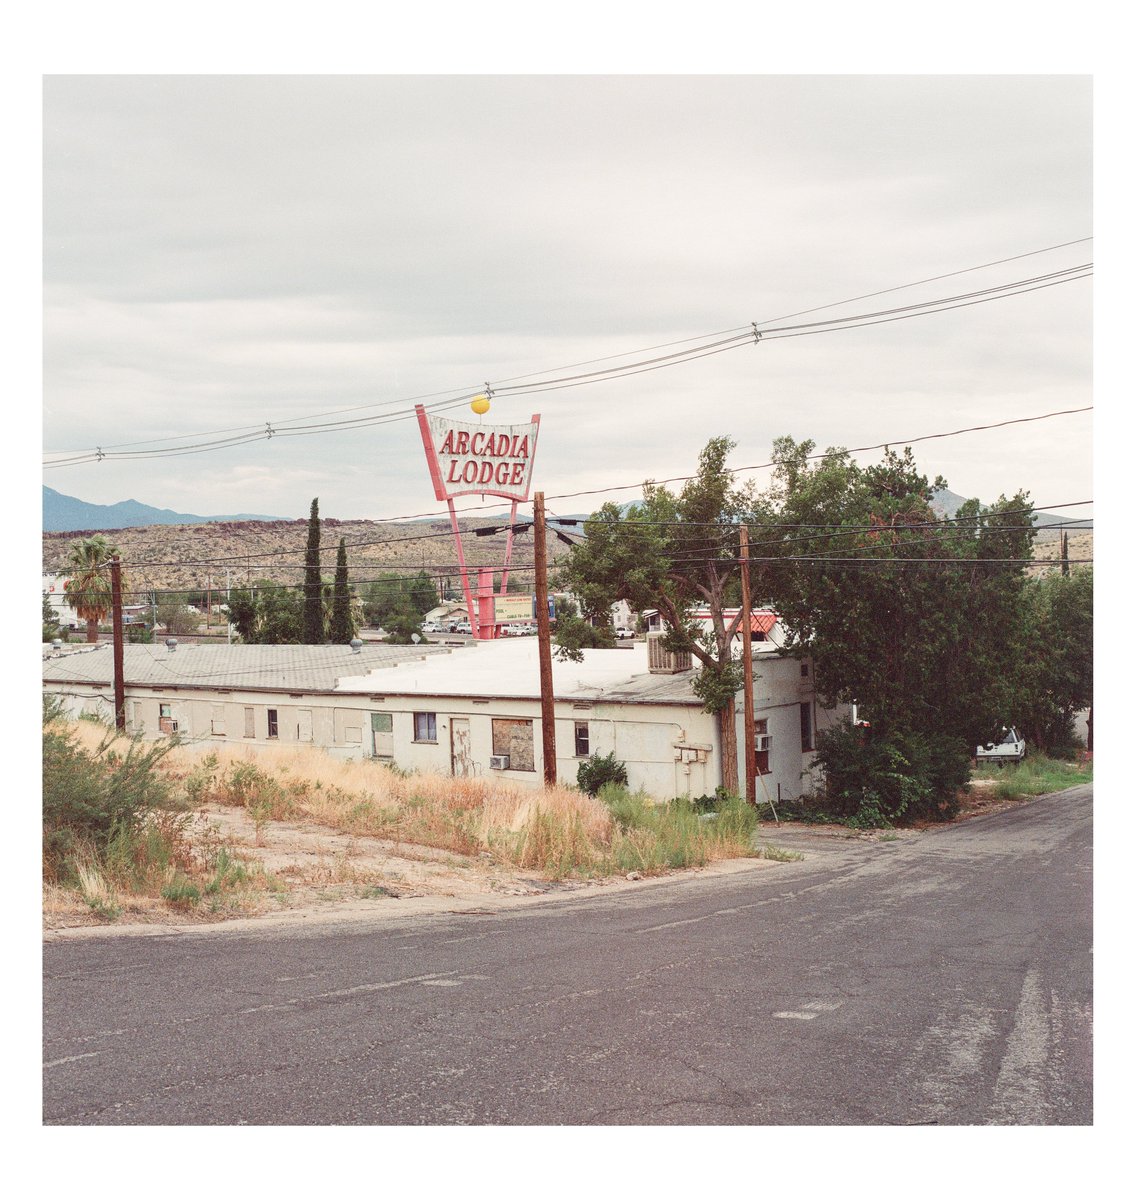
[533,492,557,786]
[111,555,126,733]
[739,525,756,805]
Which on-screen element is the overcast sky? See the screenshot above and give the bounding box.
[42,75,1092,522]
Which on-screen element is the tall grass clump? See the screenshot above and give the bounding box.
[43,705,273,919]
[42,697,186,889]
[601,785,761,874]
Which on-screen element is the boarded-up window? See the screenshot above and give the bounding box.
[211,703,226,737]
[492,718,535,772]
[297,709,313,742]
[244,707,255,738]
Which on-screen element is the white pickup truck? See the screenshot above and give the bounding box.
[976,726,1027,765]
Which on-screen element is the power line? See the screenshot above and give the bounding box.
[43,246,1092,469]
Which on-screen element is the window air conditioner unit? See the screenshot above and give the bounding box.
[755,734,772,752]
[489,754,510,770]
[170,720,180,734]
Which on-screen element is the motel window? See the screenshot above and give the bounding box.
[492,718,535,772]
[574,721,590,758]
[267,708,279,739]
[800,702,815,752]
[414,712,438,743]
[211,703,226,737]
[244,707,255,738]
[158,703,176,735]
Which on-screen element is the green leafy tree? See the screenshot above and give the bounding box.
[557,436,756,793]
[409,570,440,616]
[303,497,324,644]
[64,534,118,643]
[43,594,62,642]
[760,437,1037,820]
[329,538,356,644]
[156,591,199,636]
[1015,566,1093,753]
[227,581,303,644]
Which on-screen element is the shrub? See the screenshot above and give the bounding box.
[577,752,629,796]
[812,720,970,827]
[43,698,178,880]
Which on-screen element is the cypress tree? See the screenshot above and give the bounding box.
[303,497,324,643]
[330,536,353,643]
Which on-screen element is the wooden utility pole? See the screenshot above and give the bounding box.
[533,492,557,786]
[110,555,126,732]
[739,525,756,805]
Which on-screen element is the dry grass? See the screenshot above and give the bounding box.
[46,723,763,930]
[170,739,618,874]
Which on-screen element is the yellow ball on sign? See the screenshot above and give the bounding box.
[470,394,490,415]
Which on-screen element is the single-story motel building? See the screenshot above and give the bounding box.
[42,635,841,803]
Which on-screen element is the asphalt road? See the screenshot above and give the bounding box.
[43,786,1092,1125]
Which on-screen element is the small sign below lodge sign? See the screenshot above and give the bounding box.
[416,406,541,503]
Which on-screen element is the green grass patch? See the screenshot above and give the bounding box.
[972,753,1092,800]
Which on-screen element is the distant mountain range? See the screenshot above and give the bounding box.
[42,486,283,533]
[42,484,1092,535]
[931,488,1092,530]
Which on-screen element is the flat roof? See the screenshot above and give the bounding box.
[42,642,457,694]
[337,637,708,706]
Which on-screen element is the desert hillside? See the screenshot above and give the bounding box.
[42,516,569,599]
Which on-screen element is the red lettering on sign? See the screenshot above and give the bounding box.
[439,430,455,455]
[516,435,530,458]
[455,431,470,455]
[510,462,525,486]
[478,461,493,484]
[471,432,486,455]
[495,462,510,485]
[462,461,479,483]
[446,461,462,483]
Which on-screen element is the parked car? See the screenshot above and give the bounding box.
[455,621,472,635]
[976,726,1026,765]
[421,621,442,634]
[614,627,635,639]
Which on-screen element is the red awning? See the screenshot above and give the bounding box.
[749,611,777,634]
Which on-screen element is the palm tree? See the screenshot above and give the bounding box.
[63,535,118,643]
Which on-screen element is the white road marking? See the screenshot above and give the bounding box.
[773,1012,818,1020]
[44,1051,105,1069]
[238,970,462,1014]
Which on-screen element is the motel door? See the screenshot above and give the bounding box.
[371,712,393,761]
[451,717,473,777]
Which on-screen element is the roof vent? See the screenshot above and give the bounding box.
[166,638,178,653]
[51,638,62,651]
[350,638,363,654]
[647,633,692,675]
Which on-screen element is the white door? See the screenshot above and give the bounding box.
[451,718,473,777]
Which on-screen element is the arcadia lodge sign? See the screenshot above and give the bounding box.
[415,403,542,638]
[417,408,540,502]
